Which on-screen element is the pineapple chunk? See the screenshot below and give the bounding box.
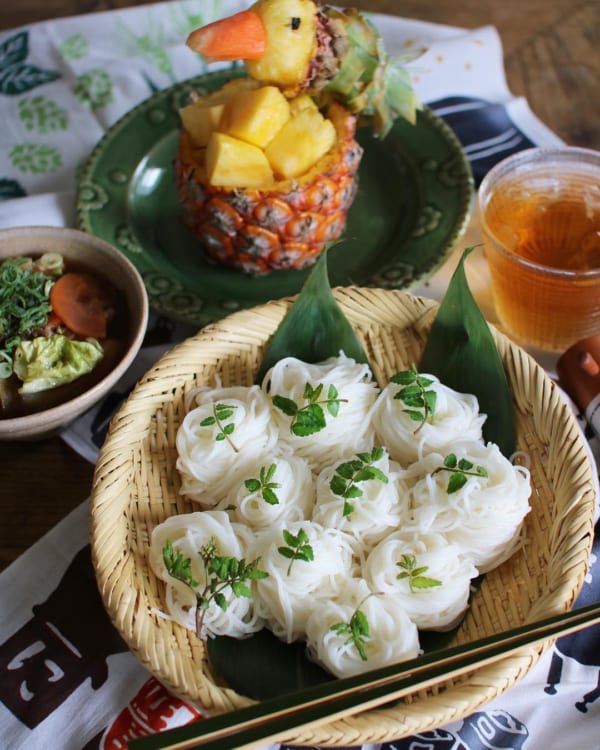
[206,132,274,187]
[246,0,317,91]
[180,102,224,147]
[265,109,336,179]
[179,79,260,147]
[215,78,262,97]
[289,93,318,116]
[220,85,291,149]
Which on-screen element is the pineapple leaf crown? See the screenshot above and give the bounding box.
[315,7,424,138]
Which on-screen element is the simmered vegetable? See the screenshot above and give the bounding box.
[13,335,103,393]
[0,252,123,419]
[49,272,113,339]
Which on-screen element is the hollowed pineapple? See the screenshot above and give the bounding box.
[179,0,421,275]
[176,98,362,274]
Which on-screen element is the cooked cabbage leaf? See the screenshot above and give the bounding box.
[13,334,103,394]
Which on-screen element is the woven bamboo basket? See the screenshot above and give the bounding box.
[90,288,596,746]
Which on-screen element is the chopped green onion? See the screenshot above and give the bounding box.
[0,257,54,378]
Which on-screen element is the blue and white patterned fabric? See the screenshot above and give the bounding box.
[430,96,536,185]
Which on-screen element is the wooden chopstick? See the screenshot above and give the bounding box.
[130,601,600,750]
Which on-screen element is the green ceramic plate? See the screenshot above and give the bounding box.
[77,69,473,327]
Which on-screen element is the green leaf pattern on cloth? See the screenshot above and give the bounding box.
[0,31,61,96]
[19,96,68,133]
[114,1,223,83]
[58,33,89,61]
[73,68,113,110]
[10,143,62,175]
[116,21,178,82]
[0,0,235,196]
[0,178,26,199]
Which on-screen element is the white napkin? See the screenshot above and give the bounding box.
[0,189,76,228]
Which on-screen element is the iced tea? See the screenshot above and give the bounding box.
[478,147,600,352]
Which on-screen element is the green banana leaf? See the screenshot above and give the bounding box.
[207,629,333,700]
[419,246,516,457]
[255,245,370,384]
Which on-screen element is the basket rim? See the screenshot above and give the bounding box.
[90,287,596,745]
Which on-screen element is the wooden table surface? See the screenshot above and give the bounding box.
[1,0,598,572]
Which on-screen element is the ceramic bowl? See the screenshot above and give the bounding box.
[0,226,148,440]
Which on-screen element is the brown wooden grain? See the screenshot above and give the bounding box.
[0,0,598,571]
[0,439,94,570]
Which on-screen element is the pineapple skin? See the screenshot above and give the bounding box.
[175,101,363,275]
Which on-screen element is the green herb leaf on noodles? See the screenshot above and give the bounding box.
[419,246,516,457]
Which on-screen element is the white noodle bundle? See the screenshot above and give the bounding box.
[405,441,531,572]
[162,354,533,679]
[305,578,421,678]
[262,355,379,472]
[148,511,265,639]
[222,454,315,529]
[364,531,478,630]
[176,384,279,506]
[312,448,411,553]
[371,374,486,464]
[250,520,358,643]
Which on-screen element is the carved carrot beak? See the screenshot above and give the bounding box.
[186,10,266,62]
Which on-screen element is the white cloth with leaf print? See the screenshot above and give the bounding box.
[0,3,599,750]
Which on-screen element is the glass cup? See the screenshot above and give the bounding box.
[478,146,600,353]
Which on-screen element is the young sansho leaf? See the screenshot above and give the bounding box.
[329,448,389,517]
[244,463,281,505]
[162,537,268,637]
[396,553,442,593]
[272,381,346,437]
[278,527,314,576]
[330,594,377,662]
[391,366,437,432]
[432,452,489,494]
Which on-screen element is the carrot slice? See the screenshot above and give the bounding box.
[49,272,113,339]
[186,10,266,62]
